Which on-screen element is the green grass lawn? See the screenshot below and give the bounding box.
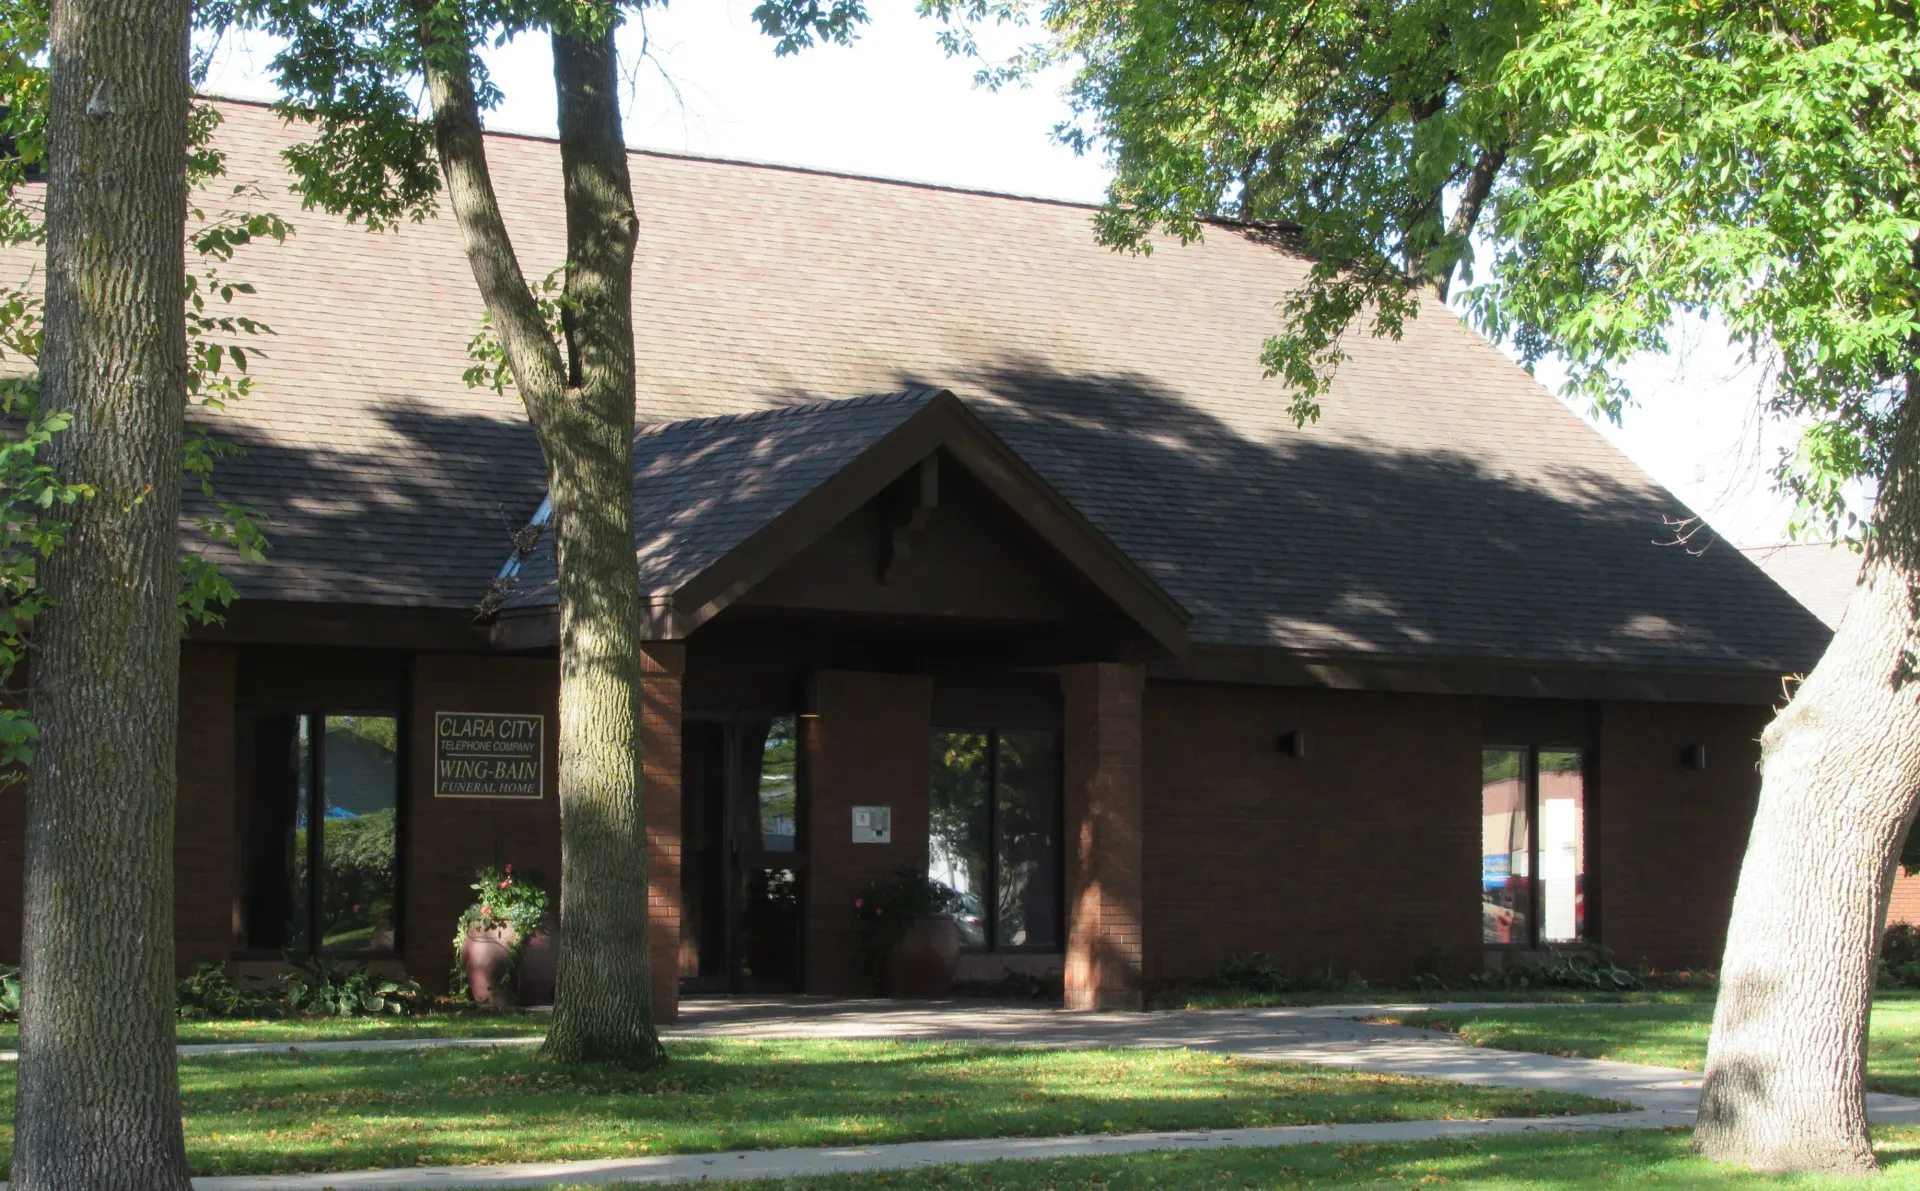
[0,1011,552,1050]
[506,1125,1920,1190]
[1379,1000,1920,1097]
[0,1039,1619,1177]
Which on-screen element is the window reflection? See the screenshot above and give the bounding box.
[928,728,1060,952]
[319,716,399,952]
[757,715,799,853]
[1481,747,1529,945]
[1538,750,1585,944]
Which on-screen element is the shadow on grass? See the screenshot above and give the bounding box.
[0,1038,1621,1177]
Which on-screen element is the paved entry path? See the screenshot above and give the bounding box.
[11,998,1920,1189]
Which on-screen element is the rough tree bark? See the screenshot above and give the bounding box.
[1692,378,1920,1173]
[424,19,663,1067]
[11,0,196,1182]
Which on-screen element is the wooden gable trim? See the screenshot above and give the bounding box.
[669,391,1191,654]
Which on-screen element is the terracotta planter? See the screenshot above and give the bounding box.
[885,914,962,999]
[462,923,519,1009]
[513,913,559,1007]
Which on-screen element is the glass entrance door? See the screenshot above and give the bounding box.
[680,714,807,993]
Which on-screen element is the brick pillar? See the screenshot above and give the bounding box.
[1062,663,1146,1011]
[176,643,236,971]
[641,641,685,1023]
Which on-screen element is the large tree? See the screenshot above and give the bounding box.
[941,0,1920,1171]
[223,0,863,1065]
[11,0,197,1179]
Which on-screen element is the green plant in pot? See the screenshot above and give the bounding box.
[851,870,963,998]
[453,863,549,1009]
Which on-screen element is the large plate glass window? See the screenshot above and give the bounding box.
[235,712,399,956]
[1480,745,1585,947]
[928,728,1061,952]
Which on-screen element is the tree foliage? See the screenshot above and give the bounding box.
[0,0,279,769]
[936,0,1915,538]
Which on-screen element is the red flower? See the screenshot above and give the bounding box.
[854,898,864,908]
[504,864,513,874]
[351,904,361,913]
[875,907,883,916]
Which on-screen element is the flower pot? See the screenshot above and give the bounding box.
[513,913,559,1007]
[884,913,962,999]
[463,923,519,1009]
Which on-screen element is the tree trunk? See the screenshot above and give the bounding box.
[424,17,662,1067]
[1692,382,1920,1173]
[539,23,661,1067]
[11,0,195,1181]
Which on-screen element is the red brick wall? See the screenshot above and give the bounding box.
[1062,663,1146,1010]
[406,655,562,992]
[0,646,236,970]
[176,643,237,971]
[642,642,684,1022]
[803,670,934,995]
[1597,700,1769,969]
[1890,872,1920,926]
[1141,682,1483,985]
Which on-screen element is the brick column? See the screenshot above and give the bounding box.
[641,641,685,1023]
[176,643,236,971]
[1061,663,1146,1011]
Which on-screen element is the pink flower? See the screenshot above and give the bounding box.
[352,904,361,914]
[481,905,492,917]
[854,898,864,908]
[504,864,513,874]
[875,907,883,916]
[500,879,511,889]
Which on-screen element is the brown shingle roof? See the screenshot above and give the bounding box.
[25,98,1827,673]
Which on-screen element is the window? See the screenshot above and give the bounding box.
[928,728,1062,952]
[235,713,399,955]
[1481,746,1585,946]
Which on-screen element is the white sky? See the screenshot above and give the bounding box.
[201,0,1812,549]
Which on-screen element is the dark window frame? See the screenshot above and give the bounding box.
[1482,742,1587,951]
[232,706,406,961]
[930,725,1064,955]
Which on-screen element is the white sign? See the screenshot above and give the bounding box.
[851,805,892,844]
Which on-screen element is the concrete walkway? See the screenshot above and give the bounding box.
[6,997,1919,1189]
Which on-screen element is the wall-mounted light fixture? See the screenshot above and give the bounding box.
[1683,743,1708,770]
[798,672,821,720]
[1278,730,1306,759]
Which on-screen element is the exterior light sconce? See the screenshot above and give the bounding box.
[1278,730,1306,759]
[1683,743,1708,770]
[798,672,821,720]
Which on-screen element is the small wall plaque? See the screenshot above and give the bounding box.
[851,805,892,844]
[434,711,544,799]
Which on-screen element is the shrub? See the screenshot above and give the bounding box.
[0,963,17,1021]
[1881,922,1920,988]
[176,962,280,1020]
[451,863,549,989]
[1468,946,1642,992]
[281,954,426,1017]
[1196,951,1292,994]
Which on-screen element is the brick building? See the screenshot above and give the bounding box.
[0,101,1830,1016]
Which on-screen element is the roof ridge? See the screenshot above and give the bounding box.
[196,93,1304,235]
[634,388,942,440]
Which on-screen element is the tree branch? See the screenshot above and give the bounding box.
[1436,141,1509,302]
[422,40,567,429]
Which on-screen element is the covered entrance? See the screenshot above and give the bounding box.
[491,388,1191,1017]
